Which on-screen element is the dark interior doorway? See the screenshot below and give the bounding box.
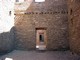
[36,28,47,50]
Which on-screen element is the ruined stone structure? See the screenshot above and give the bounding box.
[0,0,15,54]
[68,0,80,55]
[14,0,69,50]
[0,0,80,55]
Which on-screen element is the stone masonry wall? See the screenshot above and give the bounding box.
[14,0,69,50]
[0,0,15,54]
[0,27,15,54]
[68,0,80,55]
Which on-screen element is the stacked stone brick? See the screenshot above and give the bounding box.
[14,0,69,50]
[68,0,80,55]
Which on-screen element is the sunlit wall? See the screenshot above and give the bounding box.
[0,0,46,33]
[0,0,15,33]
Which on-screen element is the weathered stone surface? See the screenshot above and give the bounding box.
[0,27,15,54]
[68,0,80,55]
[14,0,69,50]
[0,0,15,54]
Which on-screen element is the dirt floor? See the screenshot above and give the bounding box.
[0,50,80,60]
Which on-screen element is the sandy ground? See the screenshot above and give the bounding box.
[0,50,80,60]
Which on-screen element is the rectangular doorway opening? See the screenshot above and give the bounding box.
[36,28,47,50]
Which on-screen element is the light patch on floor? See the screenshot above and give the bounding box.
[5,58,13,60]
[35,0,45,2]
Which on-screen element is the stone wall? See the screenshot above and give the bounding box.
[68,0,80,55]
[0,27,15,54]
[14,0,69,50]
[0,0,15,54]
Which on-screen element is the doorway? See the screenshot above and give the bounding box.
[36,28,47,50]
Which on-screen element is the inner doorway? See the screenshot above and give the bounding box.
[36,28,47,50]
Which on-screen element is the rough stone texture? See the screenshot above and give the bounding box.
[0,27,15,54]
[68,0,80,55]
[0,0,15,53]
[14,0,69,50]
[14,15,36,50]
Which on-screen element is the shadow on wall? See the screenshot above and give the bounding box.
[0,27,15,55]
